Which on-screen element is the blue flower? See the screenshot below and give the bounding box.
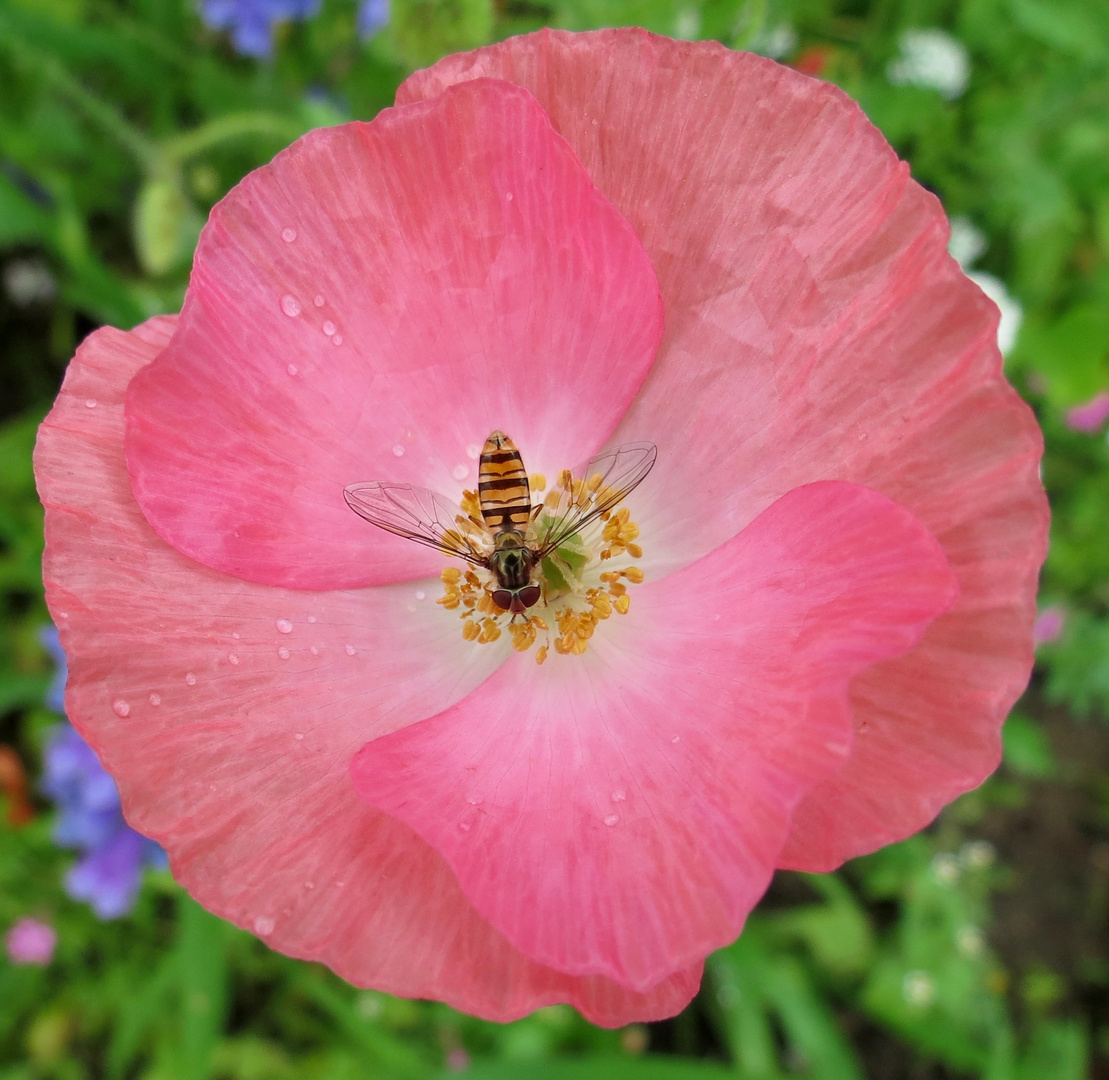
[199,0,322,58]
[38,626,67,715]
[39,627,165,919]
[357,0,389,39]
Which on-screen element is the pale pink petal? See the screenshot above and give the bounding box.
[36,319,694,1025]
[351,482,957,990]
[1065,392,1109,433]
[400,28,1048,872]
[125,78,661,591]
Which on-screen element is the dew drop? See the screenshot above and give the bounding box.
[611,789,626,803]
[185,672,197,686]
[313,294,325,307]
[253,916,275,936]
[276,618,293,634]
[506,192,514,201]
[671,735,681,744]
[466,443,481,460]
[84,398,97,409]
[331,334,343,346]
[604,814,620,827]
[304,881,315,890]
[335,880,345,888]
[281,227,297,242]
[858,432,869,442]
[392,444,405,457]
[280,294,301,317]
[112,699,130,717]
[451,463,468,481]
[459,822,471,831]
[345,644,356,656]
[466,797,478,805]
[307,615,317,624]
[149,693,161,706]
[414,590,426,601]
[277,647,290,660]
[232,632,240,639]
[322,320,337,336]
[287,364,298,376]
[310,646,319,656]
[228,653,240,665]
[295,732,304,741]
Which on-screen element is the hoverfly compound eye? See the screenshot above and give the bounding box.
[519,586,541,608]
[491,590,514,611]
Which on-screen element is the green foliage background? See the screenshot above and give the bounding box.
[1,0,1107,1076]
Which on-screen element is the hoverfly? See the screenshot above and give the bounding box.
[344,431,657,615]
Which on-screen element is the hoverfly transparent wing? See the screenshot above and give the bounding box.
[343,481,489,567]
[533,442,657,560]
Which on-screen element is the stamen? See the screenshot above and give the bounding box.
[438,457,647,660]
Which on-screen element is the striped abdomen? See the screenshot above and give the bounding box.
[478,431,532,536]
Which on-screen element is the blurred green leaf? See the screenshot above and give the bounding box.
[447,1059,739,1079]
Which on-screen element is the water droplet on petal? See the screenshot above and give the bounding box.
[277,647,290,660]
[281,227,297,242]
[310,646,319,655]
[228,653,239,665]
[112,699,130,717]
[149,693,161,706]
[452,463,468,481]
[506,192,513,201]
[295,732,304,741]
[253,916,275,936]
[313,294,325,307]
[611,789,626,802]
[414,590,426,601]
[604,814,620,827]
[345,644,356,655]
[84,398,97,409]
[858,432,869,442]
[232,632,240,639]
[672,735,681,744]
[287,364,298,376]
[276,618,293,634]
[459,822,471,831]
[392,444,405,457]
[307,615,317,624]
[185,672,197,686]
[466,444,481,460]
[281,295,301,317]
[331,334,343,346]
[322,320,336,336]
[304,880,315,890]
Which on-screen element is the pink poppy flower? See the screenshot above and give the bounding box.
[35,30,1047,1024]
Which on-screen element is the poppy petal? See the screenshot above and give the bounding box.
[400,26,1048,876]
[351,480,957,989]
[125,77,662,591]
[37,319,693,1025]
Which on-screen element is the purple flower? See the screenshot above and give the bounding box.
[1065,392,1109,434]
[1033,605,1066,647]
[357,0,389,39]
[5,918,56,965]
[41,725,166,919]
[200,0,322,58]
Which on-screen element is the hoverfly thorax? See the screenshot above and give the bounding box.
[343,429,657,658]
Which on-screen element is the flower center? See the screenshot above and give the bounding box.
[436,469,646,662]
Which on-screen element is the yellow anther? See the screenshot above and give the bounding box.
[440,567,462,584]
[535,645,548,665]
[530,473,546,492]
[477,594,497,615]
[614,594,631,614]
[555,636,572,655]
[464,570,480,586]
[620,522,640,542]
[462,620,481,641]
[544,491,562,509]
[608,582,627,597]
[624,566,644,584]
[531,615,549,632]
[571,635,589,655]
[479,618,501,643]
[626,543,643,559]
[558,469,573,490]
[588,472,603,492]
[438,595,461,610]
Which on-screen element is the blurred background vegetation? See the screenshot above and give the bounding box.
[1,0,1107,1076]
